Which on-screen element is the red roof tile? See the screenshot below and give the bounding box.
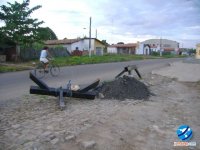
[163,48,175,51]
[45,39,80,45]
[109,43,137,48]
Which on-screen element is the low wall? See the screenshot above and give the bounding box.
[20,48,70,61]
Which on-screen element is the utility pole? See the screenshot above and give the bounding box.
[89,17,92,57]
[95,29,97,39]
[83,27,86,38]
[160,37,162,56]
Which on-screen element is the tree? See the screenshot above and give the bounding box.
[101,40,109,46]
[0,0,44,59]
[117,42,124,44]
[37,27,58,40]
[101,40,109,53]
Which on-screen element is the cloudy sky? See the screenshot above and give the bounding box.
[1,0,200,48]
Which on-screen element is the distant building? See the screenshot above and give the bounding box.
[196,43,200,59]
[0,38,17,62]
[107,43,137,54]
[45,38,105,56]
[136,39,179,55]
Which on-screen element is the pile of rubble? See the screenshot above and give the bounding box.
[100,75,150,100]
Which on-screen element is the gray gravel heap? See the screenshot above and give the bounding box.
[100,75,150,100]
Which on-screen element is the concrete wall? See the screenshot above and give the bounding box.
[20,47,70,61]
[135,43,144,54]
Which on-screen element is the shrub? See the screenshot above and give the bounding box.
[151,51,160,56]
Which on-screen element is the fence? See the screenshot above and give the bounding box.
[20,47,71,61]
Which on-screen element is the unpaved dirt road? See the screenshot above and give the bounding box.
[0,59,200,150]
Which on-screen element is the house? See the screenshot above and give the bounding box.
[196,44,200,59]
[107,39,179,55]
[0,38,17,62]
[107,43,137,54]
[45,38,105,56]
[136,39,179,55]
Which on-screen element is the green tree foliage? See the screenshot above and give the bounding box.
[117,42,124,44]
[101,40,109,46]
[37,27,58,40]
[0,0,44,45]
[101,40,109,53]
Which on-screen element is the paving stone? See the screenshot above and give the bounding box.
[79,140,96,149]
[46,125,54,130]
[11,132,20,137]
[41,131,52,137]
[50,138,59,145]
[23,141,34,147]
[12,124,21,129]
[65,135,76,141]
[54,130,66,136]
[16,138,30,145]
[49,134,56,140]
[31,142,43,150]
[40,137,51,142]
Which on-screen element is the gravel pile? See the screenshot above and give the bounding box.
[100,76,150,100]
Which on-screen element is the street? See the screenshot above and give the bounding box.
[0,58,183,101]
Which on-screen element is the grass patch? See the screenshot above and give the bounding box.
[162,54,186,58]
[0,54,185,73]
[0,65,26,73]
[53,54,162,66]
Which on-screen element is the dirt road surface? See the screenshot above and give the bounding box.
[0,60,200,150]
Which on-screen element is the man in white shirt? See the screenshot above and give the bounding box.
[40,46,51,71]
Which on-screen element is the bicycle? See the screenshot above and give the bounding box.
[34,58,60,78]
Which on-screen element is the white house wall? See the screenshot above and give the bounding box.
[83,39,95,50]
[141,39,179,50]
[70,39,96,51]
[71,40,83,51]
[83,39,90,50]
[135,43,144,54]
[83,40,89,50]
[107,47,117,53]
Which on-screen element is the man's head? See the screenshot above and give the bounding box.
[43,46,49,50]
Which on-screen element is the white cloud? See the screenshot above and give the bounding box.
[1,0,200,48]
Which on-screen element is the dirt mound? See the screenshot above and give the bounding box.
[100,76,150,100]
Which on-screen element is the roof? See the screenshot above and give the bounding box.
[163,48,175,51]
[45,38,105,45]
[109,43,137,48]
[45,39,80,45]
[143,39,179,44]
